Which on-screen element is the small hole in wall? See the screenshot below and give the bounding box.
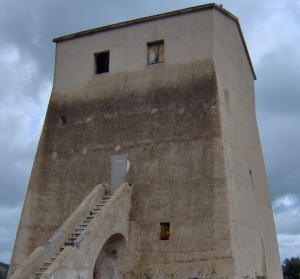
[249,169,255,188]
[60,116,67,126]
[160,223,170,240]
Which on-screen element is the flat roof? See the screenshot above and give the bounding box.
[53,3,256,79]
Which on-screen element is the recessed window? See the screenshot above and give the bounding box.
[60,115,67,126]
[160,222,170,240]
[147,41,164,64]
[95,51,110,74]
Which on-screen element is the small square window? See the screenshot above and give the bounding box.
[95,51,110,74]
[160,222,170,240]
[147,41,164,64]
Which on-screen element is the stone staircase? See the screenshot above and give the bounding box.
[9,183,133,279]
[34,195,111,278]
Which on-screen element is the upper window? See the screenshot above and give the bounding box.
[147,41,164,64]
[95,51,110,74]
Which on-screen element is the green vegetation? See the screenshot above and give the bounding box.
[0,262,9,279]
[282,257,300,279]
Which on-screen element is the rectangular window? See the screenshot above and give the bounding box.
[95,51,110,74]
[147,41,164,64]
[160,222,170,240]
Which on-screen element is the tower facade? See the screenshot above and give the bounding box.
[10,4,282,279]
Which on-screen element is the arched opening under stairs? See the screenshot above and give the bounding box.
[93,233,127,279]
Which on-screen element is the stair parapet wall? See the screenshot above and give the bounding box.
[42,182,133,279]
[47,183,107,252]
[8,246,52,279]
[8,184,107,279]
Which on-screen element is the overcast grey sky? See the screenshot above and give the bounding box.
[0,0,299,264]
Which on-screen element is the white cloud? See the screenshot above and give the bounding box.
[274,195,297,209]
[247,0,300,64]
[274,201,300,235]
[277,234,300,261]
[0,206,22,264]
[274,195,300,262]
[0,44,40,105]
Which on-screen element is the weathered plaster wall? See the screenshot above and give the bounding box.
[212,9,282,278]
[13,62,234,278]
[53,9,213,93]
[10,6,281,279]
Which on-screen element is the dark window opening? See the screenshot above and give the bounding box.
[147,41,164,64]
[160,222,170,240]
[60,115,67,126]
[95,51,110,74]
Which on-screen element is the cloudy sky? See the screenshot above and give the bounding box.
[0,0,299,265]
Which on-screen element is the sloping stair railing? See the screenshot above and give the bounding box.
[34,195,111,278]
[9,182,133,279]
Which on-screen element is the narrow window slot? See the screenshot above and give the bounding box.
[60,115,67,126]
[160,222,170,240]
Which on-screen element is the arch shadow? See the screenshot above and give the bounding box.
[93,233,127,279]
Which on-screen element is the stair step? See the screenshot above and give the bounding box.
[40,267,48,271]
[87,216,94,219]
[90,213,98,216]
[69,236,77,239]
[34,195,114,278]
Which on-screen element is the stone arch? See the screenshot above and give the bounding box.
[93,233,127,279]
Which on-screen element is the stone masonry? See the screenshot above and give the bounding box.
[9,4,282,279]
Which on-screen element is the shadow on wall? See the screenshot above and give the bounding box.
[93,233,126,279]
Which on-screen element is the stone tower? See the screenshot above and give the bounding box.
[9,4,282,279]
